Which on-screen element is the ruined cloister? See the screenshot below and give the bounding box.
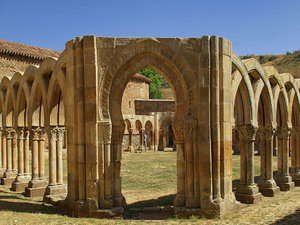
[0,36,299,218]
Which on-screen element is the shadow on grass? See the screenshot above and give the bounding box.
[0,190,61,215]
[127,193,176,208]
[271,208,300,225]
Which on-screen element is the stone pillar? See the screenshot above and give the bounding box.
[291,127,300,186]
[25,127,48,199]
[112,123,125,207]
[275,127,295,191]
[24,131,30,177]
[127,128,134,152]
[140,128,145,151]
[103,123,113,208]
[1,128,18,186]
[173,122,185,207]
[44,127,67,203]
[184,121,198,207]
[257,127,280,196]
[273,135,278,156]
[12,128,31,192]
[0,129,6,176]
[236,125,262,204]
[162,128,167,150]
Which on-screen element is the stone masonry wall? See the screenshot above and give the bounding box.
[135,99,175,115]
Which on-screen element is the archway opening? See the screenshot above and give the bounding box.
[119,67,177,209]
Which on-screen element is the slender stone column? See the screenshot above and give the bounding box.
[140,128,145,151]
[0,129,6,176]
[56,128,64,185]
[275,127,295,191]
[236,125,262,204]
[25,127,48,199]
[48,128,57,186]
[12,130,17,174]
[127,128,134,152]
[291,127,300,186]
[12,129,31,192]
[1,128,18,186]
[185,122,196,207]
[173,122,185,207]
[112,123,125,207]
[257,126,280,196]
[24,131,30,176]
[44,127,67,204]
[273,135,278,156]
[103,123,113,208]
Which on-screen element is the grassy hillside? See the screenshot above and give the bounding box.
[241,50,300,78]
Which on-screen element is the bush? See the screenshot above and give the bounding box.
[286,51,292,55]
[259,55,267,64]
[139,68,163,99]
[268,55,278,61]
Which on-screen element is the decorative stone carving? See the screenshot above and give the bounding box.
[173,122,185,144]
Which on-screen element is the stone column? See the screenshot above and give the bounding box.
[173,122,185,207]
[112,123,125,207]
[236,125,262,204]
[291,127,300,186]
[127,128,134,152]
[162,128,167,151]
[44,127,67,203]
[24,131,30,177]
[103,123,113,208]
[185,122,198,207]
[275,127,295,191]
[0,129,6,176]
[1,128,18,186]
[25,127,48,199]
[273,135,278,156]
[257,126,280,196]
[140,128,145,151]
[12,128,31,192]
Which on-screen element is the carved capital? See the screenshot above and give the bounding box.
[173,122,184,143]
[17,128,25,140]
[237,124,258,141]
[6,128,16,139]
[99,122,112,144]
[276,127,290,140]
[112,123,125,144]
[185,121,197,143]
[48,127,57,141]
[264,126,276,141]
[56,127,65,141]
[32,127,41,141]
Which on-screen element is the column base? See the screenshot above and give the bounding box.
[174,194,185,207]
[0,168,6,178]
[11,175,31,192]
[235,184,262,204]
[275,175,295,191]
[44,184,67,204]
[1,170,17,186]
[291,173,300,186]
[25,178,48,200]
[258,179,280,197]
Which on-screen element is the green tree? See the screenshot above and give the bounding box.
[139,68,163,99]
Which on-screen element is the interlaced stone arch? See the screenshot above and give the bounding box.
[0,35,299,219]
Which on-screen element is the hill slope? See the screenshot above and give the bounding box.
[242,50,300,78]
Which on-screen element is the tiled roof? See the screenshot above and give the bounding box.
[0,39,61,60]
[132,73,152,84]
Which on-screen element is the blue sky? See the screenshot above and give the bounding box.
[1,0,300,55]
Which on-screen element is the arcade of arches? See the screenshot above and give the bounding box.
[0,36,299,219]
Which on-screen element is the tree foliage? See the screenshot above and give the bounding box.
[139,68,163,99]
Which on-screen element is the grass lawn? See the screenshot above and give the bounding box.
[0,151,299,224]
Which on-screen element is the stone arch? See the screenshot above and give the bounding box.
[15,65,37,127]
[1,77,14,127]
[101,38,195,123]
[265,67,289,128]
[243,58,274,126]
[28,58,57,128]
[231,53,256,126]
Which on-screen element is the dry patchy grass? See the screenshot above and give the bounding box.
[0,152,299,224]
